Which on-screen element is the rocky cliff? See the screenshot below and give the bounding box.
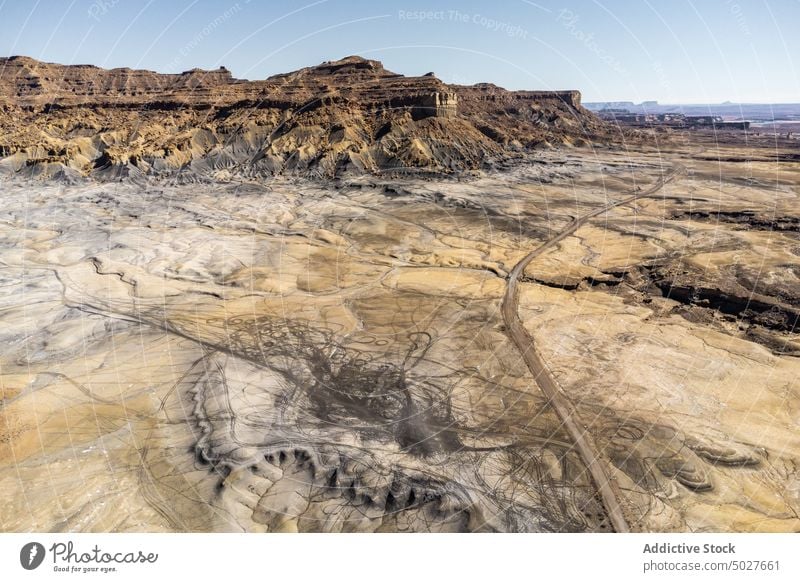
[0,55,614,180]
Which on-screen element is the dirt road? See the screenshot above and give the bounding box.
[501,166,683,533]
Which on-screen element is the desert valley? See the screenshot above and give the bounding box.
[1,55,799,533]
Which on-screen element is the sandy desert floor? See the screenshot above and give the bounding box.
[2,144,799,532]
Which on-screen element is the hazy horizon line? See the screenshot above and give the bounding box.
[2,52,796,106]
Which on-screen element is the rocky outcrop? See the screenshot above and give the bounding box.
[0,55,616,180]
[412,92,458,120]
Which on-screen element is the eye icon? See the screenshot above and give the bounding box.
[20,542,46,570]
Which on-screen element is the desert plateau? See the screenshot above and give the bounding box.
[1,55,799,534]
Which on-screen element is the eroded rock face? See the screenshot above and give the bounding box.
[412,92,458,120]
[0,55,612,179]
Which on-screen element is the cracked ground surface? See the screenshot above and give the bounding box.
[1,147,799,532]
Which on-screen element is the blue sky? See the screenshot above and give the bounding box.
[0,0,798,103]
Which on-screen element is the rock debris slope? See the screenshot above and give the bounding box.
[0,55,611,180]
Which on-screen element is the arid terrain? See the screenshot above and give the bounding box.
[1,57,799,533]
[0,55,617,181]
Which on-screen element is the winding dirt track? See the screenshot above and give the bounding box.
[501,165,683,533]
